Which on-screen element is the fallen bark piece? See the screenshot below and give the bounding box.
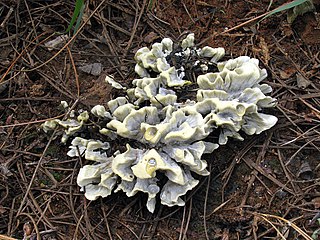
[44,34,69,51]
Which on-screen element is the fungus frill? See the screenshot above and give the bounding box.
[43,33,278,213]
[41,111,89,143]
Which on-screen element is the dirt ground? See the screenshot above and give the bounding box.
[0,0,320,239]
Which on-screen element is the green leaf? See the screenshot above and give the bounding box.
[260,0,309,22]
[312,229,320,240]
[66,0,85,34]
[287,0,315,23]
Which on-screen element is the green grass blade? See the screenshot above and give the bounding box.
[148,0,154,11]
[267,0,273,11]
[66,0,84,33]
[260,0,309,22]
[73,3,85,35]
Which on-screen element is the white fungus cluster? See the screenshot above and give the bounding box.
[42,34,277,213]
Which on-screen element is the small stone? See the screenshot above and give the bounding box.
[79,63,102,76]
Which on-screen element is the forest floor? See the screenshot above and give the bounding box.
[0,0,320,239]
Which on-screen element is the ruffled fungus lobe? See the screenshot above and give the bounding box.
[41,111,89,143]
[43,33,278,213]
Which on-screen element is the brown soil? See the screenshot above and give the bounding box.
[0,0,320,239]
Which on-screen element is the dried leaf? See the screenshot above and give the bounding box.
[30,84,45,97]
[0,81,9,95]
[0,206,6,214]
[279,67,296,79]
[297,161,313,180]
[312,197,320,208]
[144,32,158,43]
[0,164,12,176]
[296,73,311,89]
[5,114,13,125]
[23,222,32,237]
[259,37,270,64]
[222,228,229,240]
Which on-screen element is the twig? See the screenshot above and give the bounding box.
[197,1,304,46]
[182,199,192,240]
[178,202,187,240]
[0,114,65,128]
[0,7,14,28]
[66,46,80,97]
[0,32,51,83]
[221,137,258,201]
[22,0,109,73]
[242,156,294,194]
[254,212,313,240]
[16,99,79,215]
[0,234,17,240]
[203,165,211,240]
[122,0,147,59]
[18,213,40,240]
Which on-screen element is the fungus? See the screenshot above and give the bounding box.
[42,33,278,213]
[41,111,89,143]
[105,75,126,90]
